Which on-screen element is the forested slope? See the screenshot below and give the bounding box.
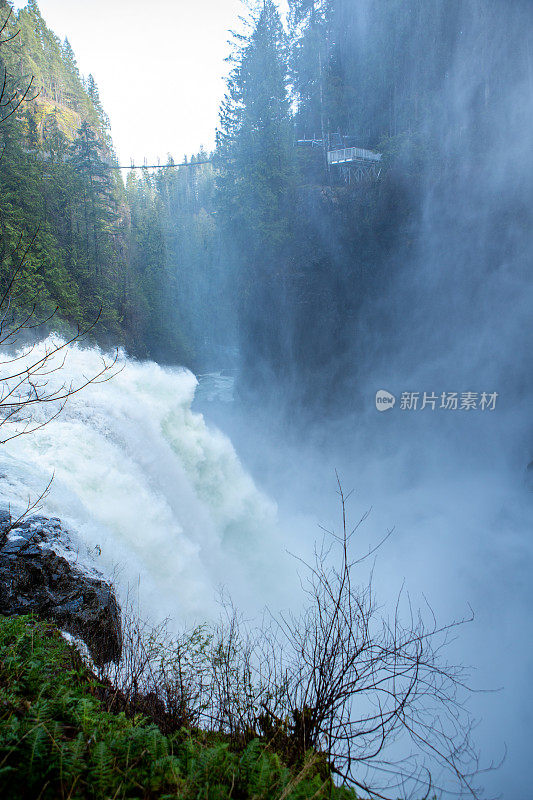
[0,0,196,363]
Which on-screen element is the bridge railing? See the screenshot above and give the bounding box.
[327,147,382,165]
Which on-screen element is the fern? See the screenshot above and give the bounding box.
[0,615,361,800]
[90,740,115,798]
[28,723,49,771]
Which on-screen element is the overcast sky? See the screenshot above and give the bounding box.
[12,0,263,165]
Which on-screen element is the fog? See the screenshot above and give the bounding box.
[194,2,533,797]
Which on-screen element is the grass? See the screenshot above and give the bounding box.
[0,614,357,800]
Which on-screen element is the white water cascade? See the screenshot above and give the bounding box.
[0,338,285,625]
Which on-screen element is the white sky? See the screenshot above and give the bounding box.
[12,0,261,165]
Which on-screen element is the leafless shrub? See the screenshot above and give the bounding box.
[95,595,213,733]
[94,480,487,799]
[254,476,485,799]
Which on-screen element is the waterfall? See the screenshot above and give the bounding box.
[0,337,285,625]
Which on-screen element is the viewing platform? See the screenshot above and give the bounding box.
[327,147,382,166]
[328,147,383,183]
[295,137,383,182]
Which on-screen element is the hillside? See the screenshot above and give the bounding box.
[0,0,195,364]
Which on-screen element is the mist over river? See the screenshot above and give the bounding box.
[195,367,533,800]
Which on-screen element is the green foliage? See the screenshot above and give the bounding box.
[0,615,358,800]
[0,0,199,364]
[0,0,125,336]
[0,0,519,386]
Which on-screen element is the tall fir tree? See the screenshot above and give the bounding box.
[215,0,297,385]
[70,121,115,277]
[216,0,293,246]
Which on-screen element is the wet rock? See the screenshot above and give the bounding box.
[0,510,122,666]
[0,509,11,544]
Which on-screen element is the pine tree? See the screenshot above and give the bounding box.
[70,121,115,277]
[86,73,110,131]
[288,0,333,160]
[215,0,297,384]
[216,0,293,245]
[62,38,78,76]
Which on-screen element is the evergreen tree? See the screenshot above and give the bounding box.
[70,122,115,277]
[86,73,110,131]
[288,0,333,160]
[216,0,293,244]
[215,0,296,382]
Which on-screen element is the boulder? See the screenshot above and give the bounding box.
[0,511,122,666]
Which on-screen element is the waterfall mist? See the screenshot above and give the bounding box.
[194,2,533,796]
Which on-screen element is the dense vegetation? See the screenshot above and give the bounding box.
[0,2,120,331]
[0,0,194,362]
[0,614,358,800]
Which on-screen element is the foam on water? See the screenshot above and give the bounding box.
[0,337,282,625]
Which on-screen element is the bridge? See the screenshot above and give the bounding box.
[111,158,212,170]
[110,144,383,183]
